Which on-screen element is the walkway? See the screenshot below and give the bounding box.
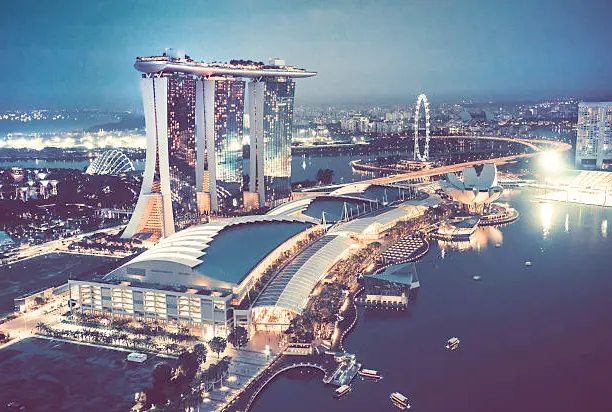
[221,353,339,412]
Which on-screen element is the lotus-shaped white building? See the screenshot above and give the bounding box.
[442,163,503,213]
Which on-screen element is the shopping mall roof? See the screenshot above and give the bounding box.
[107,215,313,289]
[252,234,357,314]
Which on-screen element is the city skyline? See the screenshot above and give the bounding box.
[2,0,612,110]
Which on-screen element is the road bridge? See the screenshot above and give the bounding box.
[356,136,571,186]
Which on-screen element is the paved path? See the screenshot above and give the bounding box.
[221,353,338,412]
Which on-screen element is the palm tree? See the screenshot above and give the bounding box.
[36,322,49,334]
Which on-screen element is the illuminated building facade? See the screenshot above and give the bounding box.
[167,75,198,228]
[124,50,315,239]
[249,77,296,207]
[576,102,612,170]
[123,74,198,240]
[197,78,246,212]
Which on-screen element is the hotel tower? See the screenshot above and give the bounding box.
[123,50,315,240]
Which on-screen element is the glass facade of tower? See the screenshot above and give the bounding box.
[167,75,198,229]
[263,78,295,204]
[576,102,612,169]
[213,79,245,211]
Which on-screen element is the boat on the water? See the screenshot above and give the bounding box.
[126,352,147,363]
[359,368,382,380]
[472,274,482,281]
[390,392,411,409]
[334,385,351,398]
[445,337,460,350]
[525,261,532,267]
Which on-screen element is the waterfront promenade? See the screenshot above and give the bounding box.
[222,353,339,412]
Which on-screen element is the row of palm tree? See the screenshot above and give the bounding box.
[68,314,198,348]
[35,321,185,354]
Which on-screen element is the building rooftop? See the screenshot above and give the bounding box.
[368,262,418,286]
[252,234,357,314]
[135,53,317,79]
[109,215,313,288]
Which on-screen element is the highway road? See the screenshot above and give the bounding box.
[362,136,571,186]
[2,224,126,266]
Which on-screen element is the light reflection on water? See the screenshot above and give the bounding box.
[540,202,553,239]
[438,226,504,253]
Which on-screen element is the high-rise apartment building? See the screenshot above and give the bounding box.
[123,50,315,240]
[576,102,612,169]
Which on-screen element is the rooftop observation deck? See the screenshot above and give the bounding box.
[134,56,317,78]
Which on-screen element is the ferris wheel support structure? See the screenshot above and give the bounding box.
[413,93,431,161]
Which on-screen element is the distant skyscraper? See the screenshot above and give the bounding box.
[249,77,295,207]
[576,102,612,169]
[123,51,315,239]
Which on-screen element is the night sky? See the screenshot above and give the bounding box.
[1,0,612,109]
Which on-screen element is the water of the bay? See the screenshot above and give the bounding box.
[251,189,612,412]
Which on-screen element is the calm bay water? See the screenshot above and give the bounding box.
[0,159,145,171]
[5,153,612,411]
[0,153,382,182]
[252,189,612,412]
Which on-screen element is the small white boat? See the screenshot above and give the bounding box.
[472,275,482,281]
[359,368,382,380]
[390,392,411,409]
[334,385,351,398]
[445,337,460,350]
[525,261,532,267]
[126,352,147,363]
[495,243,501,248]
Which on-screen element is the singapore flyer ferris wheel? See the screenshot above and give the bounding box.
[413,93,431,161]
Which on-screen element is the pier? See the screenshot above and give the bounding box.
[222,352,353,411]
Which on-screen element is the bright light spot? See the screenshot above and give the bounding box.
[540,151,561,172]
[602,219,608,238]
[227,375,237,382]
[540,202,553,239]
[220,386,229,391]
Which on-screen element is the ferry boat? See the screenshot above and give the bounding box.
[126,352,147,363]
[445,337,460,350]
[334,385,351,398]
[390,392,411,409]
[359,368,382,380]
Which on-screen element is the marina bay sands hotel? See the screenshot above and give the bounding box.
[122,49,316,239]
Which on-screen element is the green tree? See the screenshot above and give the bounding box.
[209,336,227,359]
[227,326,248,349]
[192,343,207,366]
[178,350,199,379]
[316,168,334,185]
